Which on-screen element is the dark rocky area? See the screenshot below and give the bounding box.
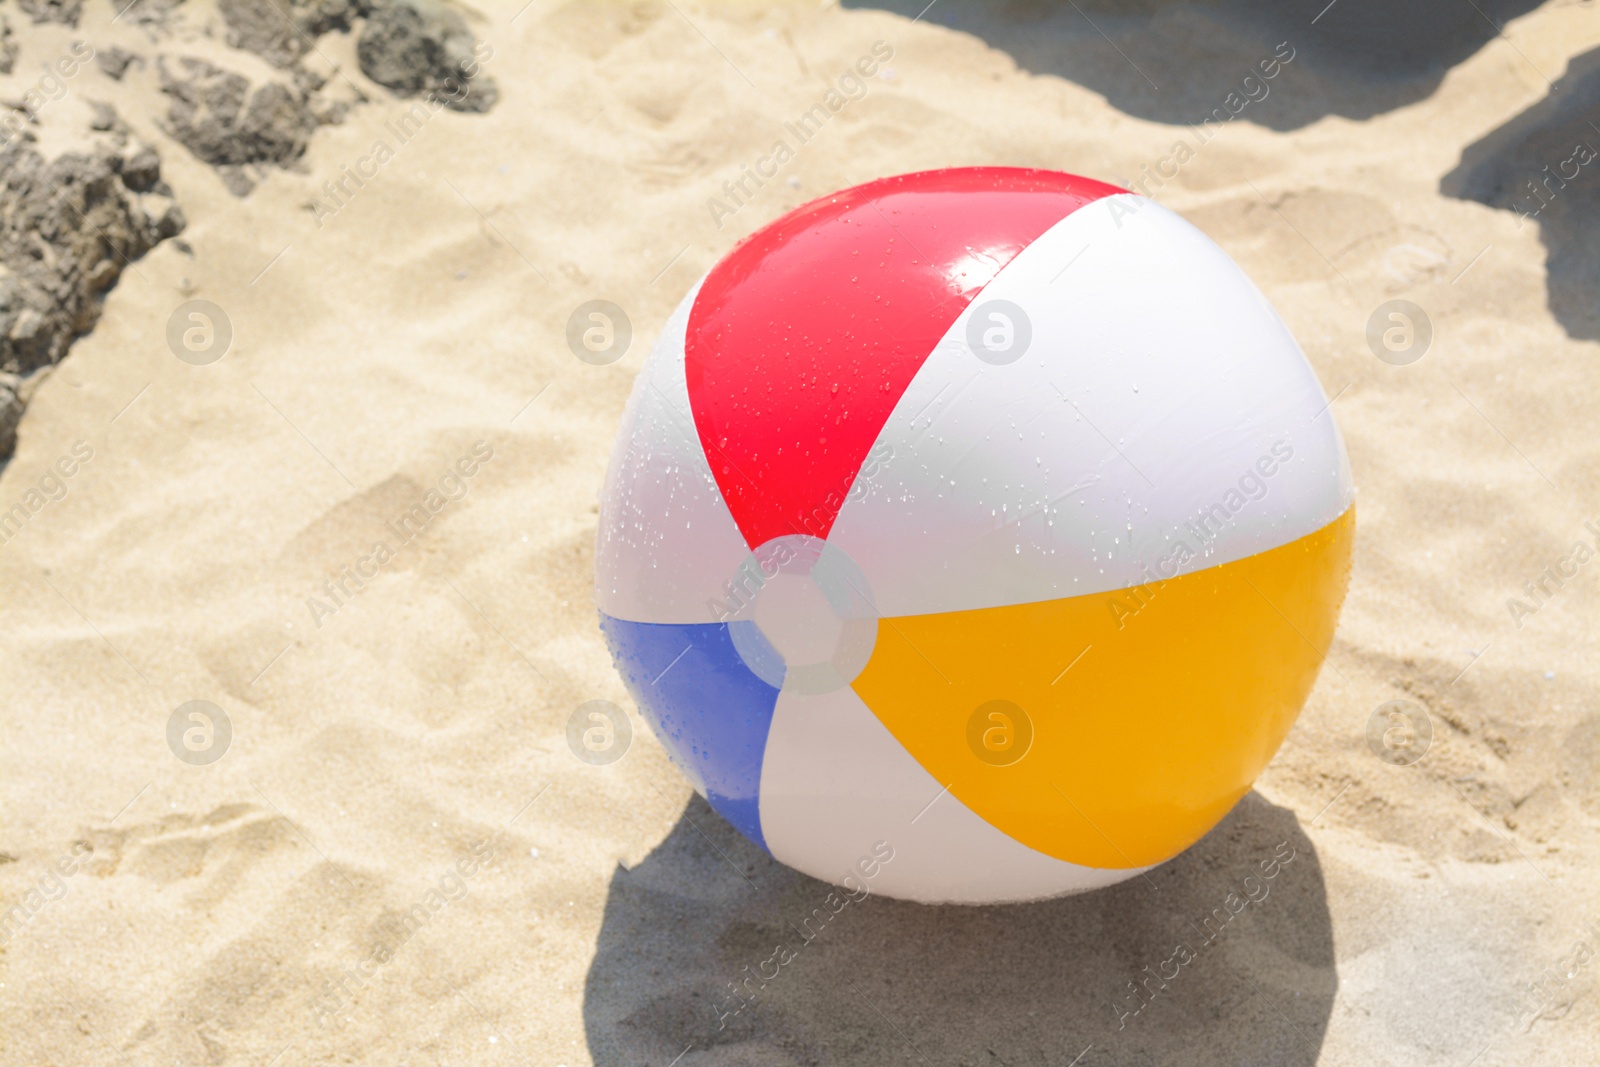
[94,43,140,79]
[0,0,496,461]
[158,56,324,195]
[17,0,82,26]
[0,124,185,455]
[159,0,496,196]
[357,0,496,113]
[218,0,359,69]
[217,0,496,112]
[0,16,16,74]
[103,0,186,31]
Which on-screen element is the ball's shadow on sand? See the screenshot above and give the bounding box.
[1442,44,1600,342]
[583,791,1333,1067]
[845,0,1540,131]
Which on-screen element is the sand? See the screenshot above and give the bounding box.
[1,0,1598,1064]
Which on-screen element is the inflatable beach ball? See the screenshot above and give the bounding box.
[596,168,1353,904]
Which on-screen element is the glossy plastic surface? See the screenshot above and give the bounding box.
[684,167,1122,548]
[594,168,1355,903]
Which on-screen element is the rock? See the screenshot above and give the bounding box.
[119,143,161,192]
[0,138,184,390]
[88,101,121,132]
[104,0,185,31]
[357,0,496,114]
[0,17,16,76]
[0,374,22,460]
[18,0,82,25]
[159,57,323,194]
[95,46,142,80]
[219,0,361,68]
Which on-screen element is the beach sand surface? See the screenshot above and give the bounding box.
[1,1,1598,1064]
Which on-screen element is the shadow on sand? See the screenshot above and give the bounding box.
[847,0,1543,132]
[1442,45,1600,341]
[848,1,1597,339]
[583,790,1334,1067]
